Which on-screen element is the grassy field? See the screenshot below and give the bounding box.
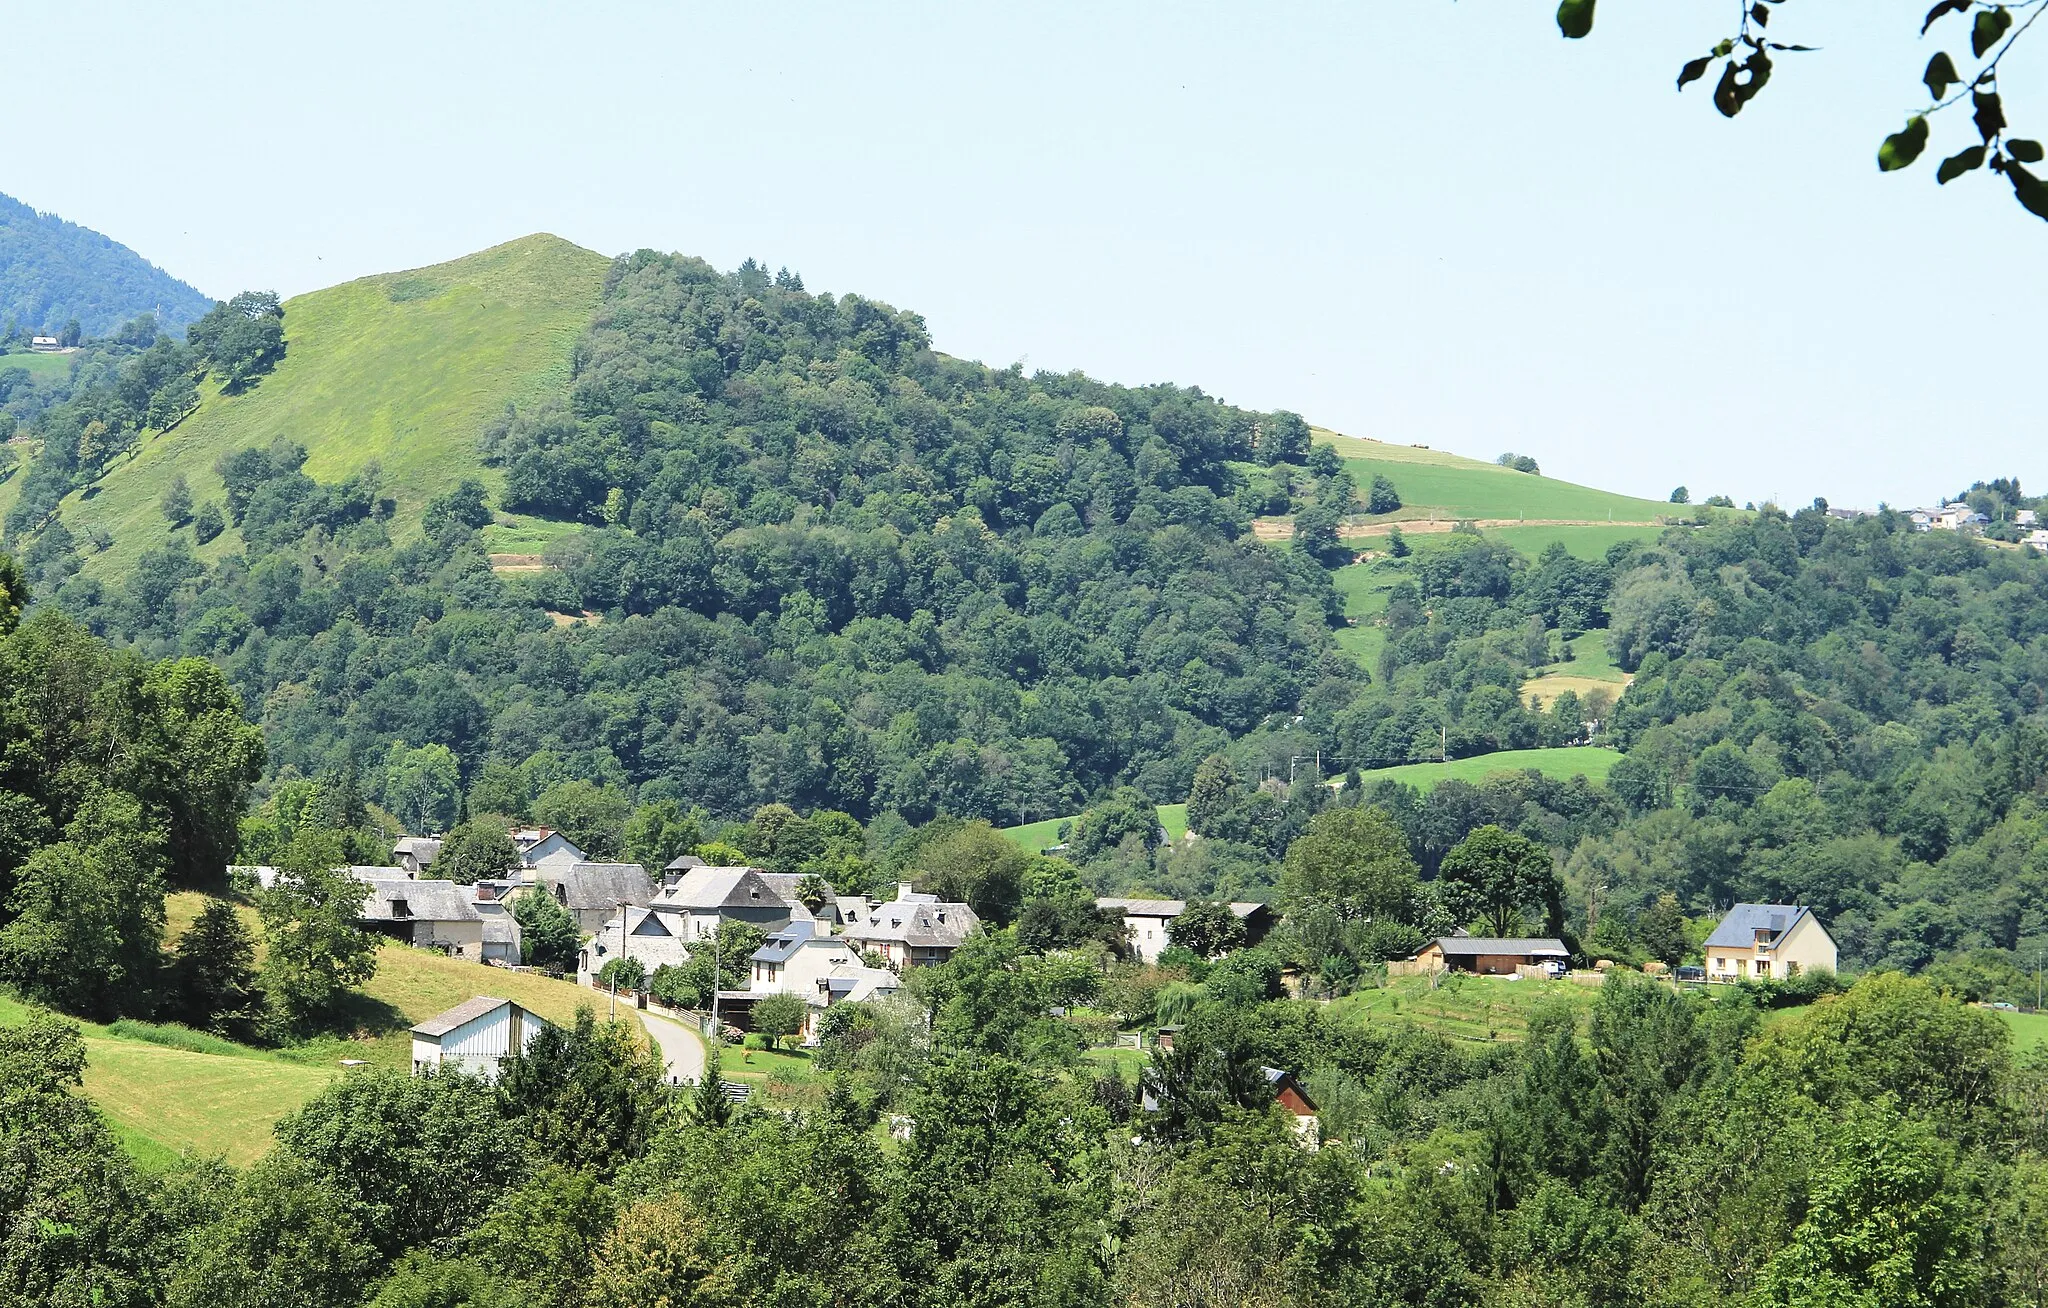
[1350,746,1622,792]
[24,234,608,579]
[1522,629,1632,708]
[0,349,79,379]
[0,892,641,1168]
[1332,973,1603,1042]
[1314,430,1676,524]
[1998,1008,2048,1053]
[1002,803,1189,853]
[483,512,584,555]
[0,989,337,1168]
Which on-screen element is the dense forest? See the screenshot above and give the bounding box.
[0,191,212,338]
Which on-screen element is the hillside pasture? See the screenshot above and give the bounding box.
[1314,429,1675,524]
[53,234,608,578]
[0,349,78,379]
[0,893,644,1167]
[1348,746,1622,793]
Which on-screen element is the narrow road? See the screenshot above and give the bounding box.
[637,1006,707,1086]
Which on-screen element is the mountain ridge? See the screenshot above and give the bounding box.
[0,191,214,335]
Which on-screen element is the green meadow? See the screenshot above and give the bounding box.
[23,234,608,578]
[1315,430,1676,523]
[1348,745,1623,792]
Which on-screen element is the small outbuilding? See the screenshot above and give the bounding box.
[1399,936,1569,977]
[409,996,550,1080]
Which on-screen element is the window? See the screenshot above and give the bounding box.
[1755,961,1771,977]
[391,898,411,917]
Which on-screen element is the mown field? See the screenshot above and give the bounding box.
[18,234,609,578]
[1314,430,1676,524]
[1522,629,1632,709]
[1350,745,1623,792]
[0,891,638,1168]
[1998,1008,2048,1053]
[1002,803,1189,853]
[0,348,79,379]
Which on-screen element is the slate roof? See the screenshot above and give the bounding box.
[752,918,818,964]
[1430,936,1568,958]
[655,866,791,912]
[842,896,980,949]
[536,862,656,912]
[412,996,518,1039]
[358,878,483,924]
[393,836,442,865]
[1704,903,1816,950]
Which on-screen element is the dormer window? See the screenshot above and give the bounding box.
[391,898,411,917]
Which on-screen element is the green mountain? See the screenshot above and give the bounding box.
[0,191,214,336]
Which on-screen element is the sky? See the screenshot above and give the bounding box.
[6,2,2043,509]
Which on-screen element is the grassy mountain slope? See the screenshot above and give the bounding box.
[0,890,634,1168]
[0,190,214,335]
[1315,429,1676,524]
[55,234,608,576]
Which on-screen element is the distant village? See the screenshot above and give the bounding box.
[237,824,1840,1092]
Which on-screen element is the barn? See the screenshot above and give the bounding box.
[409,996,551,1081]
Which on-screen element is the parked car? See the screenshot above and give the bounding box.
[1543,959,1567,978]
[1674,965,1705,982]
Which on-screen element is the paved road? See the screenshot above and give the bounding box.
[637,1006,708,1086]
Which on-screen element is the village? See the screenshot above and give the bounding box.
[234,825,1846,1141]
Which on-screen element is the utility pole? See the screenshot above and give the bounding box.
[609,899,627,1020]
[710,911,723,1040]
[1441,724,1448,763]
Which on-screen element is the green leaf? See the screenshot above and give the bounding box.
[1714,61,1745,117]
[1937,144,1988,183]
[1751,3,1770,25]
[1713,38,1735,57]
[1923,0,1972,35]
[1974,90,2006,142]
[1878,116,1931,171]
[1557,0,1596,39]
[2008,161,2048,220]
[1972,5,2012,57]
[1924,51,1962,100]
[2009,138,2045,162]
[1677,56,1713,89]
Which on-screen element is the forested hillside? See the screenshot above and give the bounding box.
[6,241,2048,985]
[0,191,212,337]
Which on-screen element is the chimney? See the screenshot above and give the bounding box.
[897,881,915,901]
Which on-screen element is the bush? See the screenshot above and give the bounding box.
[595,956,646,991]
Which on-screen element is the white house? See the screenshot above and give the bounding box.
[2026,528,2048,549]
[2018,509,2039,526]
[467,880,525,966]
[409,996,550,1080]
[513,827,587,870]
[1096,897,1274,964]
[28,336,60,351]
[743,918,900,1037]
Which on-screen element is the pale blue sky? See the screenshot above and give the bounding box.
[8,3,2042,508]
